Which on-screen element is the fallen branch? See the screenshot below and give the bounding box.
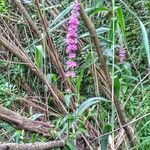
[0,140,65,150]
[0,105,54,136]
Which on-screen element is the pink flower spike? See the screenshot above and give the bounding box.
[67,32,78,38]
[68,18,79,25]
[118,47,126,63]
[65,0,80,78]
[68,53,76,58]
[66,38,77,44]
[72,1,80,11]
[66,60,77,68]
[65,71,76,78]
[66,44,77,53]
[68,25,78,31]
[71,11,80,17]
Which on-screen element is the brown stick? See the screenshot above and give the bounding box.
[78,1,111,88]
[78,1,135,147]
[12,0,41,39]
[0,105,54,136]
[0,140,65,150]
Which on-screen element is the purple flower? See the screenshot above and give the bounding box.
[68,53,76,58]
[68,18,80,25]
[66,60,77,68]
[66,44,77,53]
[66,38,78,44]
[65,0,80,78]
[67,32,78,38]
[65,71,76,77]
[118,47,126,63]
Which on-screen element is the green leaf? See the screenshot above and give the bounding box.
[46,73,57,84]
[77,53,98,71]
[114,78,120,97]
[30,134,37,144]
[75,97,110,116]
[138,20,150,66]
[0,0,7,13]
[76,69,84,94]
[103,125,112,133]
[67,114,75,123]
[123,62,132,75]
[88,7,110,15]
[117,7,125,34]
[36,45,45,58]
[65,93,73,107]
[35,45,45,69]
[66,140,77,150]
[49,6,71,27]
[79,27,109,38]
[101,124,112,150]
[10,130,22,143]
[49,18,68,33]
[73,128,88,138]
[35,50,41,69]
[108,18,117,44]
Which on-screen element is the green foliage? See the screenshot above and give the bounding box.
[0,82,19,106]
[100,124,112,150]
[35,45,45,70]
[0,0,7,13]
[0,0,150,149]
[116,6,125,34]
[74,97,110,116]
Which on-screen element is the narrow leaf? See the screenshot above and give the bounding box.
[88,7,110,15]
[101,124,112,150]
[79,27,109,38]
[49,6,71,27]
[139,20,150,66]
[75,97,110,116]
[117,7,125,34]
[114,78,120,97]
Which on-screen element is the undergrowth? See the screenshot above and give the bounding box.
[0,0,150,149]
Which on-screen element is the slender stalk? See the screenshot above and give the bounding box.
[111,0,116,144]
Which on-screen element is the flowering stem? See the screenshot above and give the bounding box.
[65,0,80,78]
